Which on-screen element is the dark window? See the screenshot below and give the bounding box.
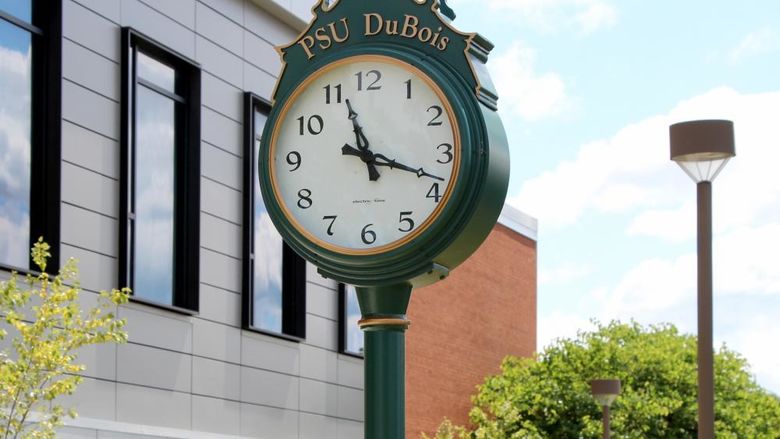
[242,93,306,340]
[120,28,200,312]
[339,284,364,357]
[0,0,61,272]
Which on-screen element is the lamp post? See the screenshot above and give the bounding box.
[669,120,735,439]
[591,379,621,439]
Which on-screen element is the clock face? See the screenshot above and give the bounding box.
[268,54,460,254]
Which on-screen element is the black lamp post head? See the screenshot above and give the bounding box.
[670,120,736,182]
[591,378,621,407]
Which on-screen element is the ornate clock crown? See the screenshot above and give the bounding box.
[271,0,498,111]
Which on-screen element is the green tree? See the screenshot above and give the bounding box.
[427,321,780,439]
[0,240,130,438]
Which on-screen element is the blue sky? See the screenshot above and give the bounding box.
[451,0,780,394]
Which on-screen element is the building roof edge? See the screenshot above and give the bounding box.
[249,0,309,32]
[497,204,538,242]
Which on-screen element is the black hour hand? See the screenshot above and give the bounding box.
[342,144,380,181]
[373,153,444,181]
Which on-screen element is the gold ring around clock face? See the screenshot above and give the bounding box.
[268,54,461,255]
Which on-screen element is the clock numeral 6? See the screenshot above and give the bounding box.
[361,224,376,245]
[398,211,414,233]
[426,183,442,203]
[322,215,337,236]
[297,189,313,209]
[286,151,301,171]
[297,115,324,136]
[436,143,453,164]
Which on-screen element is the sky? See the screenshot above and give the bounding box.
[449,0,780,394]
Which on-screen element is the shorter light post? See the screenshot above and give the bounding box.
[591,379,621,439]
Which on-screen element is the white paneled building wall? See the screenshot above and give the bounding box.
[19,0,363,438]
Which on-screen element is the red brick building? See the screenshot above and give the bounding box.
[407,206,538,437]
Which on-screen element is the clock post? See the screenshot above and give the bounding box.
[257,1,509,438]
[356,283,413,439]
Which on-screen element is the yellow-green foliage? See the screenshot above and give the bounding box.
[421,418,470,439]
[0,239,130,438]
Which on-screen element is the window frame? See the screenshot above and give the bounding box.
[339,283,364,359]
[0,1,62,274]
[242,92,306,341]
[119,27,201,314]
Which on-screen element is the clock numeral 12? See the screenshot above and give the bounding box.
[426,183,442,203]
[405,79,412,99]
[298,115,324,135]
[356,70,382,91]
[323,84,342,104]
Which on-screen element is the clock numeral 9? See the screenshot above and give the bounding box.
[297,189,313,209]
[286,151,301,171]
[398,211,415,233]
[355,70,382,91]
[323,84,342,104]
[436,143,453,164]
[361,224,376,245]
[427,105,443,126]
[322,215,337,236]
[426,183,442,203]
[297,115,324,135]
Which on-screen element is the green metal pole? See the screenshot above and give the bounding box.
[356,283,413,439]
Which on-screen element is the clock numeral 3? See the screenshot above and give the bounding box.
[398,211,415,233]
[297,115,324,135]
[323,84,342,104]
[426,183,442,203]
[322,215,337,236]
[286,151,301,171]
[436,143,453,164]
[356,70,382,91]
[361,224,376,245]
[297,189,313,209]
[427,105,443,126]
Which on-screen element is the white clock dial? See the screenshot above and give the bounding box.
[269,55,460,254]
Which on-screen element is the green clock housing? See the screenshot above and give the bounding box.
[259,0,509,288]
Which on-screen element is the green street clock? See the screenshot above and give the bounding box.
[259,0,509,288]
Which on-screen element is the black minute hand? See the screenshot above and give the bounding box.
[372,153,444,181]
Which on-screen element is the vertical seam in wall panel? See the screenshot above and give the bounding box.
[190,350,194,430]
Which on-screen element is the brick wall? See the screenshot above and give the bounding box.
[406,223,537,438]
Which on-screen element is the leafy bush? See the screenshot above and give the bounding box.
[1,239,129,438]
[428,321,780,438]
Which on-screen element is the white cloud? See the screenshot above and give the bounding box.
[510,87,780,230]
[254,212,284,294]
[727,316,780,394]
[492,42,570,122]
[537,310,594,351]
[525,87,780,393]
[459,0,617,34]
[728,28,778,63]
[539,262,592,286]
